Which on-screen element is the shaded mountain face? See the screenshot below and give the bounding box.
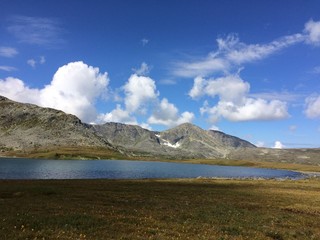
[0,95,256,158]
[93,122,161,152]
[0,96,113,151]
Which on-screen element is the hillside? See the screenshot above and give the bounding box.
[93,122,256,158]
[1,95,320,167]
[0,96,119,158]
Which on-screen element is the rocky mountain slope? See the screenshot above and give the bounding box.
[93,122,256,158]
[1,95,319,166]
[0,96,114,152]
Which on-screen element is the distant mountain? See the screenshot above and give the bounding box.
[93,122,256,158]
[2,95,319,166]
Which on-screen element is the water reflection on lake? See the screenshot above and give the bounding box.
[0,158,305,180]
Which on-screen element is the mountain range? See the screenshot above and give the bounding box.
[1,95,319,166]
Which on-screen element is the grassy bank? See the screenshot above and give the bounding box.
[1,178,320,239]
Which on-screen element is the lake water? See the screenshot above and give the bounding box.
[0,158,305,180]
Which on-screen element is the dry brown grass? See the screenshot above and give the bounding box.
[1,178,320,239]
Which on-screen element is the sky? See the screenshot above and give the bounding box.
[1,0,320,149]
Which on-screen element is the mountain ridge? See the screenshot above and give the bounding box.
[0,95,255,158]
[1,95,320,167]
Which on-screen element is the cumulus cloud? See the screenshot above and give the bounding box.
[201,98,288,122]
[304,19,320,46]
[100,72,194,128]
[209,125,220,131]
[0,46,18,57]
[97,104,137,125]
[148,98,194,127]
[0,77,40,103]
[173,20,320,125]
[305,95,320,118]
[273,141,285,149]
[0,61,109,123]
[40,62,109,121]
[124,74,158,113]
[256,141,265,147]
[196,74,289,122]
[190,74,249,103]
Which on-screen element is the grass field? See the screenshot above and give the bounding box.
[1,178,320,239]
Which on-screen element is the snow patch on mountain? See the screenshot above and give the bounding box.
[155,134,181,148]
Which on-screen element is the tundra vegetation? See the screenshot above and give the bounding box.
[1,178,320,239]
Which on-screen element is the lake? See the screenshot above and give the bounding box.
[0,158,305,180]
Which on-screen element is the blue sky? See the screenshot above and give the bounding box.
[1,0,320,148]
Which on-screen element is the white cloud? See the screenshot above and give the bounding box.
[197,75,289,122]
[0,77,41,103]
[124,74,158,113]
[40,62,109,122]
[97,104,137,125]
[189,76,206,99]
[256,141,265,147]
[0,46,18,57]
[148,98,194,127]
[173,57,229,78]
[304,19,320,46]
[223,34,304,65]
[191,74,249,103]
[27,59,36,68]
[273,141,285,149]
[201,98,289,122]
[100,73,194,128]
[249,92,302,102]
[209,125,220,131]
[173,32,304,78]
[7,15,64,46]
[172,20,320,78]
[0,61,109,123]
[0,66,17,72]
[305,95,320,118]
[132,62,151,76]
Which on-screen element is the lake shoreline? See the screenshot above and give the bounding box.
[0,158,306,180]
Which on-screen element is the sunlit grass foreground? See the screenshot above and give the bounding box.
[1,178,320,239]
